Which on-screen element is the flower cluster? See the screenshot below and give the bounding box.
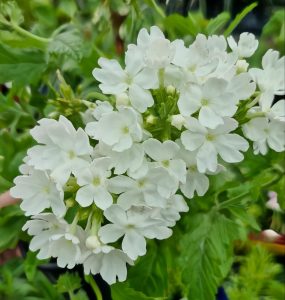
[11,27,285,284]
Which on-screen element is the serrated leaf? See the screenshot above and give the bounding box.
[48,29,84,61]
[179,211,240,300]
[71,290,89,300]
[224,2,258,36]
[0,44,46,86]
[0,1,24,26]
[111,282,155,300]
[56,273,81,294]
[127,242,168,297]
[206,12,230,35]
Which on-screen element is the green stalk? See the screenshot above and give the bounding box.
[84,275,103,300]
[11,23,51,44]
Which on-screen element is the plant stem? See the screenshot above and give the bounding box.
[11,23,51,44]
[84,275,102,300]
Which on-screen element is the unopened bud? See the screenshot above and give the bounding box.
[116,93,130,107]
[86,235,101,250]
[236,59,249,73]
[166,85,176,95]
[171,114,185,130]
[146,115,157,125]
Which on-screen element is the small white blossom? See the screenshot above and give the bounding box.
[83,246,133,284]
[242,117,285,155]
[99,205,172,260]
[249,49,285,107]
[27,116,92,185]
[227,32,258,58]
[181,117,249,172]
[92,55,158,112]
[85,107,143,152]
[22,214,67,259]
[143,138,186,183]
[75,158,113,209]
[178,78,237,129]
[11,170,66,217]
[130,26,176,69]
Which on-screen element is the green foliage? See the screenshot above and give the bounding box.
[0,258,64,300]
[179,209,240,300]
[262,9,285,55]
[48,28,85,61]
[0,206,26,251]
[226,245,285,300]
[0,45,46,87]
[56,273,88,300]
[224,2,258,36]
[206,12,231,35]
[111,283,156,300]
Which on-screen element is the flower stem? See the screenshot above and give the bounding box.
[11,23,51,44]
[84,275,103,300]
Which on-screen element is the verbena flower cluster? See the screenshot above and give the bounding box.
[11,27,285,284]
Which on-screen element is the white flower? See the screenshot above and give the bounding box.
[143,138,186,183]
[227,32,258,58]
[249,49,285,106]
[95,142,145,175]
[92,55,158,112]
[130,26,176,69]
[49,229,84,269]
[75,157,113,209]
[257,99,285,122]
[11,170,66,217]
[242,117,285,154]
[171,114,186,130]
[178,78,237,129]
[181,117,249,172]
[226,73,256,102]
[22,213,67,259]
[85,107,143,152]
[92,100,113,120]
[176,142,210,198]
[99,205,172,260]
[266,191,281,212]
[152,194,189,227]
[27,116,92,185]
[108,166,178,209]
[83,246,133,285]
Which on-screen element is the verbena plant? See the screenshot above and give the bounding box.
[0,1,284,300]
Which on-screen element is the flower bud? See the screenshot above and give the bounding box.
[171,114,185,130]
[146,115,157,125]
[86,235,101,250]
[166,85,176,95]
[116,93,130,107]
[236,59,249,73]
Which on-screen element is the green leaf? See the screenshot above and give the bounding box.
[71,290,89,300]
[24,251,41,282]
[0,1,24,26]
[0,205,26,251]
[56,273,82,294]
[164,14,198,37]
[226,245,285,300]
[224,2,258,37]
[111,282,155,300]
[179,211,240,300]
[48,29,84,61]
[0,44,46,86]
[206,12,230,35]
[127,242,168,297]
